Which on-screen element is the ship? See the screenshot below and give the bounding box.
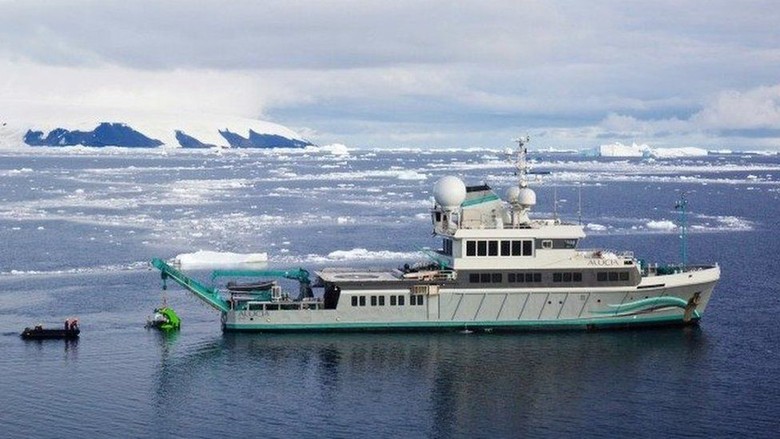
[151,138,720,332]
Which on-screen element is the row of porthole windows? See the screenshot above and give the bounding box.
[350,295,426,307]
[470,271,630,284]
[465,239,534,257]
[597,271,630,282]
[552,272,583,282]
[469,272,543,283]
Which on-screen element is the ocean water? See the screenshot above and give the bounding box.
[1,147,779,438]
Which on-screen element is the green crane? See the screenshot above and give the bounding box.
[151,258,231,312]
[211,268,313,299]
[151,258,314,313]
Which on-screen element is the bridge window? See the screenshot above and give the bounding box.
[477,240,487,256]
[488,240,498,256]
[351,296,358,306]
[465,239,533,257]
[359,296,366,306]
[379,296,385,306]
[371,296,377,306]
[398,295,405,306]
[390,296,397,306]
[542,240,553,249]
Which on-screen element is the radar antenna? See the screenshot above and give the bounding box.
[509,135,531,188]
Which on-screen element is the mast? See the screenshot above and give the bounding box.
[577,181,583,225]
[675,193,688,267]
[505,135,536,227]
[510,135,531,188]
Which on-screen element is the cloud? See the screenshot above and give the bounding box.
[0,60,295,120]
[598,85,780,141]
[0,1,778,148]
[692,85,780,130]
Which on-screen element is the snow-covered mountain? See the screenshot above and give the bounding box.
[0,112,314,149]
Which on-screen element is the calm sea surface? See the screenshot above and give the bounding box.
[1,148,779,438]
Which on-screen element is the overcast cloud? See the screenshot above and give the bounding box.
[1,0,778,148]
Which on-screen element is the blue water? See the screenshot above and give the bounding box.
[1,148,779,438]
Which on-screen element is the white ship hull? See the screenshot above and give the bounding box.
[221,266,719,332]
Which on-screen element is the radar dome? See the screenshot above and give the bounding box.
[518,187,536,207]
[506,186,521,203]
[433,176,467,210]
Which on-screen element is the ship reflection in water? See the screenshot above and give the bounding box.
[151,328,710,437]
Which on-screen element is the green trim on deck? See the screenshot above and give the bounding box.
[461,194,501,207]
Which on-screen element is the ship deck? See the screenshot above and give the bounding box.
[316,268,404,283]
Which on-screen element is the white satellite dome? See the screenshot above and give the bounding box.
[433,176,467,210]
[506,186,521,203]
[517,187,536,207]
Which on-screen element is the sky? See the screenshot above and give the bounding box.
[1,0,779,149]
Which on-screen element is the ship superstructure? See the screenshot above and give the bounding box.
[153,139,719,332]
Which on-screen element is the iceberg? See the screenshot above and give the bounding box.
[173,250,268,269]
[598,142,647,157]
[594,142,709,159]
[645,147,708,158]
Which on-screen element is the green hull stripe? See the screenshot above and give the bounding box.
[592,296,689,315]
[224,314,697,332]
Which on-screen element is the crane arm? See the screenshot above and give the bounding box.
[151,258,231,312]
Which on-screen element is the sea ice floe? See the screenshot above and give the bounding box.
[646,220,677,230]
[174,250,269,269]
[326,248,423,261]
[586,223,607,231]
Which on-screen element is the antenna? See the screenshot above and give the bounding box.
[577,181,583,225]
[510,135,531,188]
[675,192,688,268]
[553,186,558,221]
